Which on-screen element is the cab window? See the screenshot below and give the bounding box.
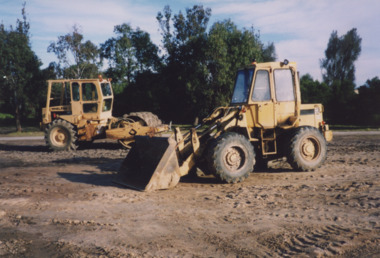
[72,82,80,101]
[83,103,98,113]
[231,68,254,104]
[101,83,112,97]
[251,70,270,101]
[82,83,98,101]
[274,69,295,102]
[102,99,112,112]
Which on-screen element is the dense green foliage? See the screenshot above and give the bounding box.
[0,4,379,129]
[354,77,380,125]
[0,4,46,131]
[319,28,363,124]
[122,5,276,122]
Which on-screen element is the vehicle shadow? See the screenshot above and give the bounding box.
[57,171,120,188]
[56,158,129,189]
[179,166,295,185]
[0,143,48,152]
[54,157,123,172]
[0,141,122,153]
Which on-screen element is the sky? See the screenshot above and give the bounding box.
[1,0,379,86]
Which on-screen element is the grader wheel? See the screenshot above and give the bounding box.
[45,120,78,151]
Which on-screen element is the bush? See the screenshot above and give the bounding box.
[0,113,14,119]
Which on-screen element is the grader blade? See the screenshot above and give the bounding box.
[115,136,181,191]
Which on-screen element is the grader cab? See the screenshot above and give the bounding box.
[117,60,333,191]
[41,76,167,151]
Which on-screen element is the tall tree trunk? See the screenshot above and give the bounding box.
[14,89,22,132]
[15,104,22,132]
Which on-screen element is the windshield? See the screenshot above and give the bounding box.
[231,68,254,104]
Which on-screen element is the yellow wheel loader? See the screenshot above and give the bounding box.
[117,60,333,191]
[41,76,168,151]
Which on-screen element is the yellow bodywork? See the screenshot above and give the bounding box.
[42,78,167,147]
[118,61,333,191]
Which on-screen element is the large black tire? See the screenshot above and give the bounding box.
[286,126,327,171]
[123,112,162,127]
[45,120,78,151]
[119,112,163,149]
[208,132,255,183]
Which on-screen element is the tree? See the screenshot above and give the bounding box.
[355,77,380,125]
[157,5,212,122]
[0,3,42,131]
[300,74,331,105]
[48,25,99,79]
[320,28,361,85]
[100,23,160,87]
[206,20,276,111]
[100,24,161,116]
[320,28,362,124]
[156,5,276,122]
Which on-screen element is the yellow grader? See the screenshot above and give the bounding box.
[41,76,168,151]
[117,60,333,191]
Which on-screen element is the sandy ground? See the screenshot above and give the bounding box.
[0,132,379,257]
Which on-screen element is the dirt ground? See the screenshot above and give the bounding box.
[0,131,379,257]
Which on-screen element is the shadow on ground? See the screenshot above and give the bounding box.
[57,171,119,188]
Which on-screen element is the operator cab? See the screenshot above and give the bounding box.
[230,60,298,129]
[43,77,114,125]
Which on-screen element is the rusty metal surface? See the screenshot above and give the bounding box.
[115,136,181,191]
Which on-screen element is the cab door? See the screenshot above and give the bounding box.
[81,82,99,120]
[273,69,296,126]
[70,82,82,118]
[249,69,276,128]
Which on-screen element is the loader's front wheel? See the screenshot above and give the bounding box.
[45,120,78,151]
[209,132,255,183]
[286,126,327,171]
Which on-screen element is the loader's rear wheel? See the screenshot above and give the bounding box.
[45,120,78,151]
[286,126,327,171]
[208,132,255,183]
[124,112,162,127]
[119,112,163,149]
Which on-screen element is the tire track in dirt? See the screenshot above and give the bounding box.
[276,225,359,257]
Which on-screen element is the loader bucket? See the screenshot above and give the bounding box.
[115,135,181,191]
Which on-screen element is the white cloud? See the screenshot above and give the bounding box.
[29,0,160,41]
[208,0,380,85]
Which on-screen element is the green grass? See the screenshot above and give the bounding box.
[3,130,44,137]
[0,115,43,136]
[0,125,44,136]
